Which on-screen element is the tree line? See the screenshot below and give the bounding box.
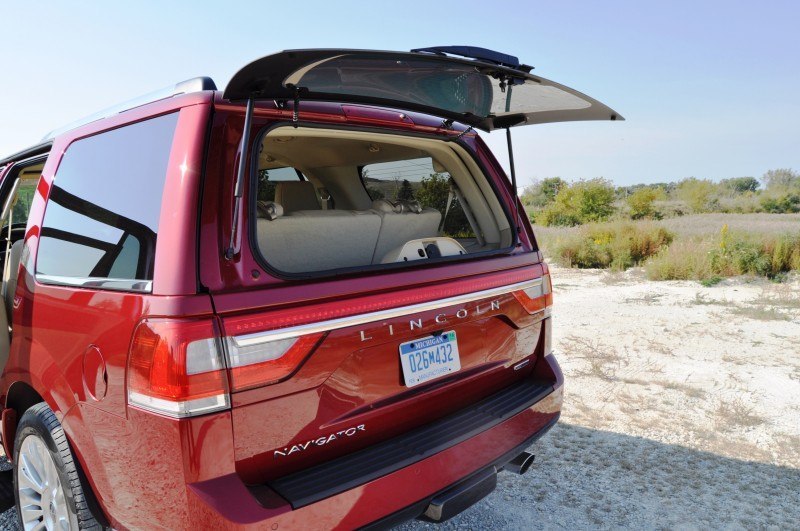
[522,168,800,226]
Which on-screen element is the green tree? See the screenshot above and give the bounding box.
[720,176,760,194]
[762,168,799,191]
[416,173,472,236]
[520,177,565,208]
[397,179,415,201]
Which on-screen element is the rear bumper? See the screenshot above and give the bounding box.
[362,415,558,530]
[186,353,563,529]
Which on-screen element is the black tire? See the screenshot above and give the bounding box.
[13,402,101,530]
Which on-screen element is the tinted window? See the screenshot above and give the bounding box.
[256,167,304,202]
[361,157,475,238]
[9,178,37,227]
[36,113,178,286]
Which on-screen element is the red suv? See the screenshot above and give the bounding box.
[0,47,620,529]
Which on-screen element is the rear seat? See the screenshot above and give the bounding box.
[370,199,441,263]
[256,210,381,272]
[274,181,320,213]
[255,190,441,272]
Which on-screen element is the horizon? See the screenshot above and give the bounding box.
[1,1,798,187]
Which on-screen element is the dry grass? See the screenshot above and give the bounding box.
[729,305,792,321]
[538,220,673,270]
[536,213,800,282]
[658,213,800,237]
[714,397,766,431]
[753,285,800,310]
[691,293,736,306]
[623,292,664,305]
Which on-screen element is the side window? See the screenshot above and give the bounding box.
[256,167,304,203]
[36,113,179,289]
[361,157,475,239]
[6,163,45,228]
[0,162,44,231]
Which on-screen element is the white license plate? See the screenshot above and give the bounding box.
[399,331,461,388]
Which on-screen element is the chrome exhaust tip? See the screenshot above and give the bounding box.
[505,451,535,475]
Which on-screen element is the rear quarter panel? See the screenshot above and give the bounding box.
[0,94,222,529]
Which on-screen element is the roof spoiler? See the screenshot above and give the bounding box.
[411,46,534,73]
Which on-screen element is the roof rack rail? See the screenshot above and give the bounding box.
[41,76,217,141]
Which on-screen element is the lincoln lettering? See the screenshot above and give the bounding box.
[358,300,501,342]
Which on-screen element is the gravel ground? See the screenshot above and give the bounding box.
[401,266,800,529]
[1,267,798,529]
[0,456,16,530]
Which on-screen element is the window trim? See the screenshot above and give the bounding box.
[34,274,152,293]
[247,121,521,281]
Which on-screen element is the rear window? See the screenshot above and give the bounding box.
[361,157,475,239]
[36,113,178,290]
[251,126,513,275]
[256,166,305,203]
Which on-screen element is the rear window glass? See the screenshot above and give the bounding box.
[36,113,178,288]
[256,167,304,203]
[252,127,512,275]
[361,157,474,238]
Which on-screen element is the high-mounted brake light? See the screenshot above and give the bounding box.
[225,332,323,391]
[127,318,230,418]
[512,274,552,314]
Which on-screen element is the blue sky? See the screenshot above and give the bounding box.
[1,1,798,186]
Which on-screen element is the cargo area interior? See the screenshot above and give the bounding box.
[253,127,513,273]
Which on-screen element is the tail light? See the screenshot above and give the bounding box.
[512,274,552,314]
[225,332,323,392]
[127,318,230,418]
[513,274,554,357]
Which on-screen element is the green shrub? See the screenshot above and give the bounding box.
[760,193,800,213]
[626,187,664,219]
[537,178,616,226]
[549,221,673,270]
[645,225,800,280]
[644,240,715,280]
[676,178,718,213]
[700,276,723,287]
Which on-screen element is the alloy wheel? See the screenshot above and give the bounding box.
[16,435,71,531]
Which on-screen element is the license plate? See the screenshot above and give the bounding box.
[399,331,461,388]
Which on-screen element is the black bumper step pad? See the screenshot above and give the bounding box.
[267,378,553,508]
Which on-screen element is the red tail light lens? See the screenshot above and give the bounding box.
[513,274,552,314]
[225,332,323,391]
[127,318,230,418]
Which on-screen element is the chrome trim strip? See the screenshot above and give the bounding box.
[35,274,153,293]
[231,277,543,347]
[128,391,230,418]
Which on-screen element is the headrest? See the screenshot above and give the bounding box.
[372,199,423,214]
[275,181,320,212]
[256,201,283,220]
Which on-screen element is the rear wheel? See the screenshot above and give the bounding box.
[13,402,100,530]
